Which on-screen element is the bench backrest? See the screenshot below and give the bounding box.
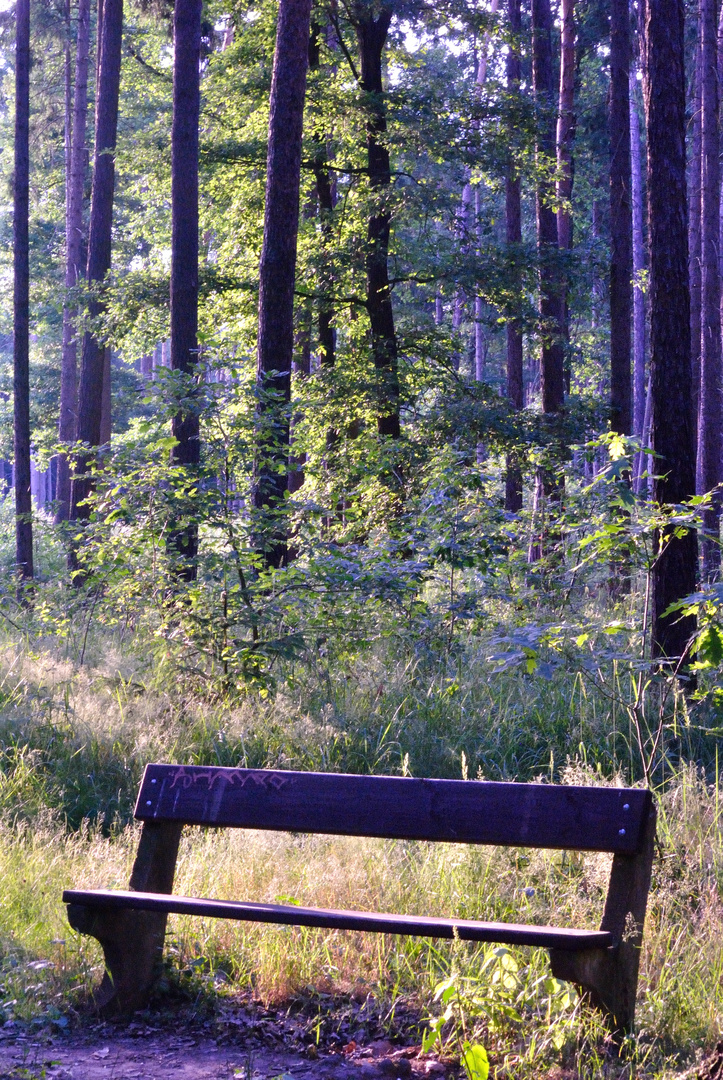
[135,764,652,854]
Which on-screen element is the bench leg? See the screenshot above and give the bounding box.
[67,820,183,1016]
[549,803,656,1045]
[67,903,172,1016]
[549,943,638,1040]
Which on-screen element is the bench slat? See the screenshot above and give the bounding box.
[134,765,651,853]
[63,889,615,951]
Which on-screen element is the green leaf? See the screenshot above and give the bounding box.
[461,1042,489,1080]
[696,624,723,667]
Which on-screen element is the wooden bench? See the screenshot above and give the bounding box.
[63,764,655,1038]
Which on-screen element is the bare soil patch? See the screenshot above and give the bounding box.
[0,995,451,1080]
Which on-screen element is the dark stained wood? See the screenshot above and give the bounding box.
[134,764,651,855]
[63,888,614,951]
[550,802,657,1037]
[66,820,182,1017]
[66,765,657,1036]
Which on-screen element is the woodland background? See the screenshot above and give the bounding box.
[0,0,723,1076]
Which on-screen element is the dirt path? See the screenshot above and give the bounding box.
[0,999,450,1080]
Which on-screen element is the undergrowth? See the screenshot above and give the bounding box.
[0,602,716,1077]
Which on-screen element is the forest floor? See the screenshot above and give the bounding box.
[0,1006,716,1080]
[0,997,453,1080]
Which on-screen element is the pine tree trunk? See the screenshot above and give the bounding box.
[354,2,400,439]
[556,0,575,393]
[689,25,703,455]
[14,0,33,583]
[505,0,523,512]
[168,0,202,580]
[529,0,565,562]
[474,0,499,389]
[696,0,721,579]
[70,0,123,526]
[630,64,647,492]
[57,0,91,524]
[310,22,336,370]
[643,0,698,664]
[609,0,632,436]
[252,0,313,569]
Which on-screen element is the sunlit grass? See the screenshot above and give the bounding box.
[0,628,717,1075]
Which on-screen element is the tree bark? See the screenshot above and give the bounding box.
[353,1,400,439]
[69,0,123,526]
[556,0,575,394]
[310,23,336,371]
[630,64,647,492]
[57,0,91,523]
[252,0,313,569]
[689,25,703,454]
[696,0,721,578]
[643,0,698,663]
[505,0,523,512]
[531,0,565,416]
[168,0,202,580]
[474,0,499,389]
[14,0,33,583]
[529,0,565,562]
[609,0,632,436]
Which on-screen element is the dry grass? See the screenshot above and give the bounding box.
[0,641,717,1076]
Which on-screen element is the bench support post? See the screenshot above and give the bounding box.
[549,802,656,1043]
[67,820,183,1016]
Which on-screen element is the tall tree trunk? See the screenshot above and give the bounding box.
[309,22,336,370]
[609,0,632,436]
[689,25,703,455]
[354,2,400,439]
[529,0,565,562]
[532,0,565,416]
[556,0,575,393]
[505,0,523,512]
[69,0,123,527]
[696,0,721,578]
[630,65,647,492]
[57,0,91,523]
[14,0,33,582]
[168,0,202,580]
[473,0,499,388]
[252,0,313,569]
[643,0,698,664]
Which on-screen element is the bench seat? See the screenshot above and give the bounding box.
[63,887,615,950]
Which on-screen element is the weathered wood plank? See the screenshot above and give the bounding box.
[63,889,615,951]
[134,765,651,853]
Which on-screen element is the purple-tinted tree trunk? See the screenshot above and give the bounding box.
[529,0,565,562]
[532,0,565,418]
[354,1,400,439]
[696,0,721,578]
[689,25,702,456]
[57,0,91,523]
[14,0,33,582]
[609,0,632,436]
[556,0,574,394]
[169,0,202,580]
[505,0,523,512]
[252,0,313,568]
[630,65,647,492]
[69,0,123,527]
[643,0,698,663]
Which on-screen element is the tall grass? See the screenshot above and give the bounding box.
[0,621,717,1075]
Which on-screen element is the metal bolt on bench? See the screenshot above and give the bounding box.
[63,764,656,1039]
